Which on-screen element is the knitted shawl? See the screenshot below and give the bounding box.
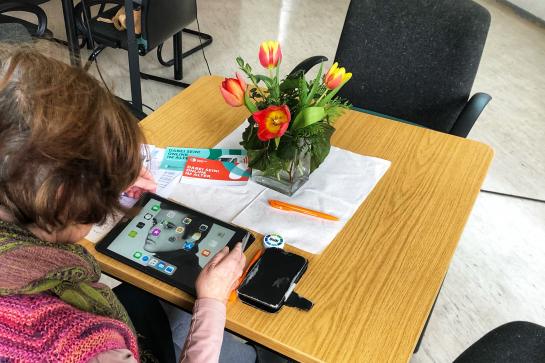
[0,220,140,362]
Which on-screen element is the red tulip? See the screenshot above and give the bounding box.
[253,105,291,141]
[323,62,352,90]
[220,73,247,107]
[258,40,282,69]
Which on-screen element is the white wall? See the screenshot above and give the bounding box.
[508,0,545,20]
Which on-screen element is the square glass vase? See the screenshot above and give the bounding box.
[251,144,311,196]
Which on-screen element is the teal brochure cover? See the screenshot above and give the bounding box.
[159,148,247,171]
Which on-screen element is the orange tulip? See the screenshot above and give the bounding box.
[253,105,291,141]
[323,62,352,90]
[258,40,282,69]
[220,73,247,107]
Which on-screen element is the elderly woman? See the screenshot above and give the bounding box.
[0,49,257,362]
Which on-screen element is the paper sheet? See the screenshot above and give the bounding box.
[232,146,391,253]
[85,144,182,243]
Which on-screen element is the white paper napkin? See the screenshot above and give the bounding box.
[231,146,391,253]
[171,122,391,254]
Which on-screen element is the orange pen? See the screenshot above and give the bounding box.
[228,248,265,302]
[268,199,339,221]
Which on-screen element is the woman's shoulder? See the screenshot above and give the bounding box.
[0,293,139,362]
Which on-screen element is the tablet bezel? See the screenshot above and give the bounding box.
[95,192,255,296]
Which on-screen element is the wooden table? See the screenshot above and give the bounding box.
[80,76,493,362]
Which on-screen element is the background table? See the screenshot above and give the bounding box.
[80,76,493,362]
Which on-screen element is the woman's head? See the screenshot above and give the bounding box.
[0,49,144,234]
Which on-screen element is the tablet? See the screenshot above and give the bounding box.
[96,193,255,295]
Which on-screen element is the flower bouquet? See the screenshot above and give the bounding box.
[220,40,352,196]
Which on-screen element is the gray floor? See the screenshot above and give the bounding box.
[13,0,545,361]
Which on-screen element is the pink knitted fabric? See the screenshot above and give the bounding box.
[0,293,139,362]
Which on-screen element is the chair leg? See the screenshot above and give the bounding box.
[180,28,212,59]
[139,72,190,88]
[156,29,213,67]
[173,31,183,80]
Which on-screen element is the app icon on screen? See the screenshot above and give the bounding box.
[151,205,160,212]
[184,241,195,250]
[144,213,153,220]
[164,266,176,275]
[175,226,184,234]
[136,222,145,229]
[141,255,150,263]
[167,211,176,218]
[148,258,158,267]
[201,249,210,257]
[209,240,218,248]
[157,262,166,271]
[182,218,192,225]
[151,228,161,237]
[199,224,209,232]
[128,230,138,238]
[133,251,142,259]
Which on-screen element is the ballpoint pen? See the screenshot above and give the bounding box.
[268,199,339,221]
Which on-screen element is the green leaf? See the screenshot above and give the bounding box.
[292,107,326,129]
[244,91,258,113]
[247,148,268,170]
[276,134,297,160]
[254,75,274,88]
[274,137,280,147]
[298,77,308,109]
[309,123,335,172]
[240,121,262,149]
[303,62,323,106]
[279,78,299,91]
[291,112,304,130]
[236,56,245,68]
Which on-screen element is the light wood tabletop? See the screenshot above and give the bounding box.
[80,76,493,363]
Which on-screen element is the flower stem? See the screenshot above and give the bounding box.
[314,90,328,105]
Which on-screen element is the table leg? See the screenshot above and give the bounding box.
[60,0,81,67]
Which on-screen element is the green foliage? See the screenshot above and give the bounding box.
[235,56,352,174]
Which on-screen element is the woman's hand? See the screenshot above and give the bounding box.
[196,243,246,303]
[124,167,157,199]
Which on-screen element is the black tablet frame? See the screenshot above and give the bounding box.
[95,192,255,296]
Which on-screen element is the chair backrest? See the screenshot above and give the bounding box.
[335,0,490,133]
[0,23,32,42]
[141,0,196,51]
[0,2,48,37]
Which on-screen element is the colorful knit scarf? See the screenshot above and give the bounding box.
[0,220,142,361]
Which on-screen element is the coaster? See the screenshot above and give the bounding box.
[263,234,285,249]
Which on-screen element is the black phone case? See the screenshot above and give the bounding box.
[237,248,308,313]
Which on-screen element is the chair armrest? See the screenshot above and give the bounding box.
[0,2,47,37]
[288,55,328,77]
[450,92,492,138]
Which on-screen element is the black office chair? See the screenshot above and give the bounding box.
[454,321,545,362]
[0,1,52,38]
[291,0,492,138]
[73,0,212,103]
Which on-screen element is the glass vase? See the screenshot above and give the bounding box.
[251,143,311,196]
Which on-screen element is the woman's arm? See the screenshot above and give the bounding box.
[180,244,246,363]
